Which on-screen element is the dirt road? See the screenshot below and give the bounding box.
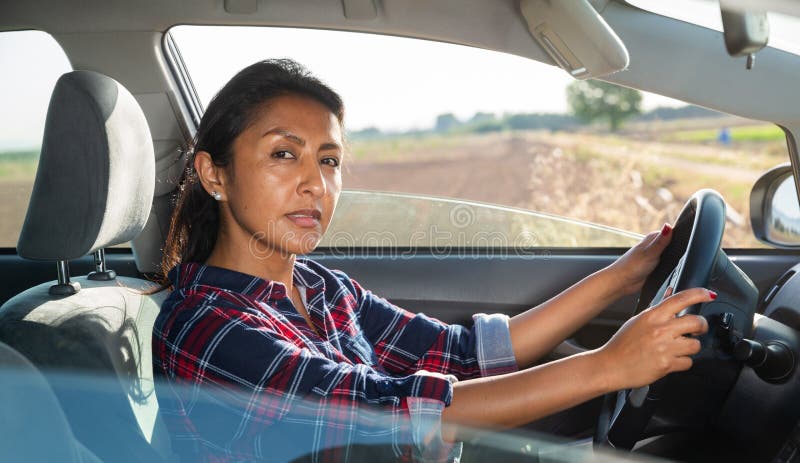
[0,180,33,247]
[344,134,551,209]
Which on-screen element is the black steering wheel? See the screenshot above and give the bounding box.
[637,189,726,317]
[596,189,727,449]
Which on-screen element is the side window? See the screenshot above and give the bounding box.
[0,31,72,248]
[170,26,786,249]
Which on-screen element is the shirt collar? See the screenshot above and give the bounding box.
[168,260,325,303]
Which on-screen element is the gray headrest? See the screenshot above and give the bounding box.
[17,71,155,261]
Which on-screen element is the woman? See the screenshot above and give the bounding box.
[153,59,712,462]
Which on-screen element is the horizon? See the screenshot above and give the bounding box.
[0,102,721,152]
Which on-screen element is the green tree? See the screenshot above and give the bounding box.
[468,112,495,125]
[566,80,642,131]
[434,113,460,133]
[349,126,382,140]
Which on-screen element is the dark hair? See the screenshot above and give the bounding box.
[159,59,345,281]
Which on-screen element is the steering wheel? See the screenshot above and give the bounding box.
[595,189,727,450]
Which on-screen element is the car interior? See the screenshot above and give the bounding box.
[2,0,800,462]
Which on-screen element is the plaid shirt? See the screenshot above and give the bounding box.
[153,259,518,462]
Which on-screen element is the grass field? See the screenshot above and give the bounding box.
[0,119,788,249]
[0,149,38,181]
[663,124,786,143]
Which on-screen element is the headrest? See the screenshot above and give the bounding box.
[17,71,155,261]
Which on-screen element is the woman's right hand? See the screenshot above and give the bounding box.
[595,288,714,391]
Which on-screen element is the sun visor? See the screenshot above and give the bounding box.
[520,0,629,79]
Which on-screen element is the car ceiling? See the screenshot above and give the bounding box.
[0,0,546,60]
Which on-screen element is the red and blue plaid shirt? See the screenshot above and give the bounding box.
[153,259,517,462]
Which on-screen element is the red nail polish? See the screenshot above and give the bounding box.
[709,290,717,300]
[661,224,672,236]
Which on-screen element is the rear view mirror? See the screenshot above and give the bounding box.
[750,164,800,248]
[720,1,769,69]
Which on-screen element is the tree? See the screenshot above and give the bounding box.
[505,113,580,131]
[466,112,503,133]
[468,112,495,125]
[434,113,460,133]
[349,126,382,140]
[566,80,642,131]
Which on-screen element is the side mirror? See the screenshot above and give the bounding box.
[751,164,800,247]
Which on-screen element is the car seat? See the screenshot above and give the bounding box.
[0,70,173,462]
[0,339,101,462]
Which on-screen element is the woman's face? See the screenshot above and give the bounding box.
[218,93,343,258]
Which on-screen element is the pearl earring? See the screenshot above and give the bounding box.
[211,191,222,201]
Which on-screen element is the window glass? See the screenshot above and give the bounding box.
[171,25,787,248]
[0,31,72,248]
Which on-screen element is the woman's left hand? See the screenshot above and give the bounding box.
[606,224,672,296]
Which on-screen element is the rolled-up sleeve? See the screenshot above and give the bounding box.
[473,312,518,377]
[407,395,462,462]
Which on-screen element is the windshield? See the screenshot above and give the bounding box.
[169,25,789,248]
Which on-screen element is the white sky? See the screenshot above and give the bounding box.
[171,26,685,133]
[0,31,72,150]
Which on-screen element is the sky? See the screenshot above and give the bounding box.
[0,31,72,150]
[171,26,685,133]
